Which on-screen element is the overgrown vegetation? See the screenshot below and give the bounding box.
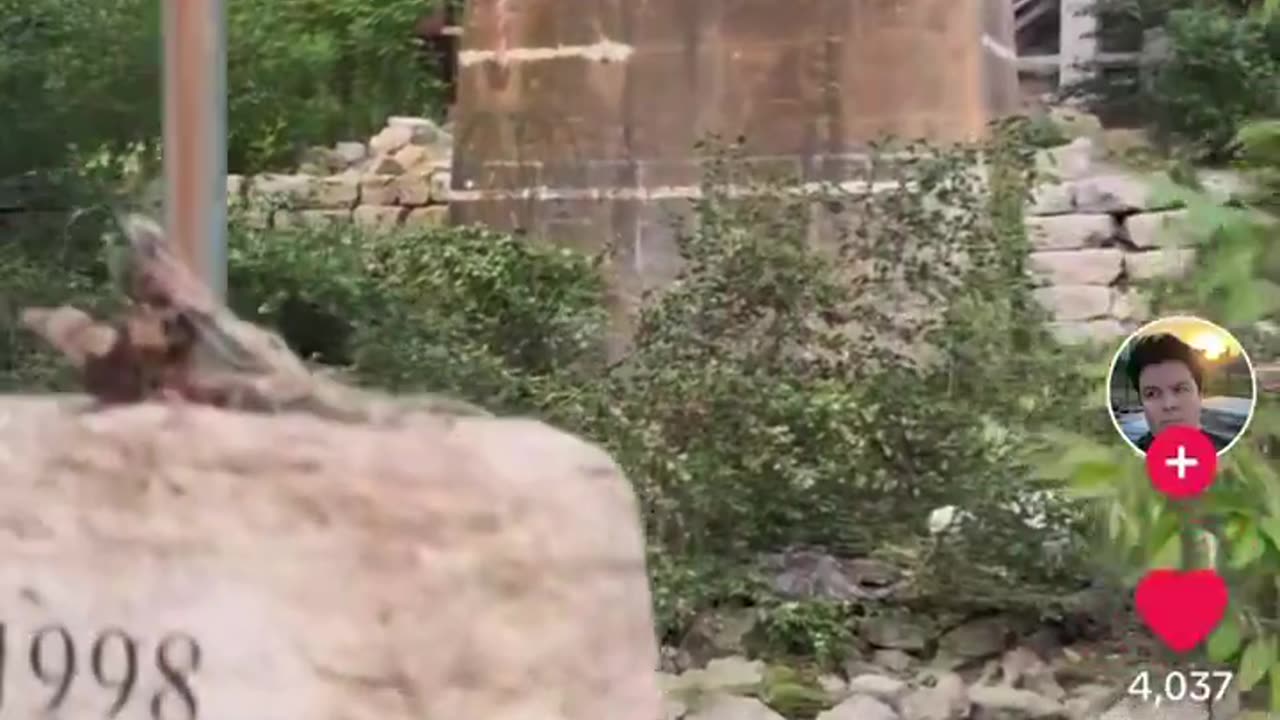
[1073,0,1280,161]
[1,122,1102,664]
[0,0,450,177]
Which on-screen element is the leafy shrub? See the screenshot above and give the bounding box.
[558,125,1097,643]
[1072,0,1280,161]
[0,211,608,415]
[1148,6,1280,160]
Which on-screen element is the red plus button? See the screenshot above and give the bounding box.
[1146,426,1219,499]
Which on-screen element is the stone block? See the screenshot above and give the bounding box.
[1121,209,1190,249]
[404,206,448,227]
[248,174,315,208]
[353,205,405,228]
[1032,285,1112,321]
[359,175,399,206]
[1073,173,1177,214]
[311,174,360,209]
[396,172,433,206]
[369,124,414,156]
[1028,249,1124,285]
[333,141,368,167]
[1029,182,1074,216]
[430,170,452,203]
[1125,248,1197,280]
[1035,138,1094,182]
[226,174,245,204]
[0,397,659,720]
[367,155,406,175]
[1026,214,1117,250]
[274,209,352,230]
[1110,288,1150,321]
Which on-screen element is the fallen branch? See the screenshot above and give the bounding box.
[21,214,490,421]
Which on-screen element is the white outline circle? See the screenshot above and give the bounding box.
[1105,315,1258,457]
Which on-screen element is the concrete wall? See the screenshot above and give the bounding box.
[449,0,1021,353]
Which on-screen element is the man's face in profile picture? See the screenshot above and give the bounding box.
[1127,333,1204,437]
[1138,359,1202,434]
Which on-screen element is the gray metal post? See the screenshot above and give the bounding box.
[163,0,228,300]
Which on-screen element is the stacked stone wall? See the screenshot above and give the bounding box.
[231,116,454,231]
[1024,138,1248,345]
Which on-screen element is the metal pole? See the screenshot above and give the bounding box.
[163,0,228,300]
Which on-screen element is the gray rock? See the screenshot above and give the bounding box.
[1110,288,1150,321]
[1122,209,1191,249]
[1124,248,1196,280]
[1048,106,1104,141]
[663,695,689,720]
[762,549,906,602]
[1028,248,1124,285]
[1074,173,1174,213]
[1036,138,1095,182]
[249,173,314,204]
[996,648,1065,701]
[333,141,368,166]
[685,694,786,720]
[680,609,759,664]
[388,115,452,146]
[969,684,1067,718]
[863,616,931,651]
[848,674,909,702]
[1027,214,1118,250]
[870,649,917,674]
[1099,696,1208,720]
[697,657,766,693]
[901,673,969,720]
[818,694,901,720]
[1064,684,1118,720]
[1030,182,1076,216]
[1032,285,1112,321]
[818,673,851,700]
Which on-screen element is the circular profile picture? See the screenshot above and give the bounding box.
[1107,316,1257,456]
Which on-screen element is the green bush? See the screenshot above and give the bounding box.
[0,212,608,414]
[0,0,449,178]
[1149,6,1280,160]
[1073,0,1280,161]
[559,127,1097,640]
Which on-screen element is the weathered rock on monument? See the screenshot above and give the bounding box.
[450,0,1020,350]
[3,216,661,720]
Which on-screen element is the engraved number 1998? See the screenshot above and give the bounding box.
[0,622,200,720]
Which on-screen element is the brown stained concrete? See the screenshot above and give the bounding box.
[450,0,1019,356]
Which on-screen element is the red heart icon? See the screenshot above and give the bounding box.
[1135,569,1229,653]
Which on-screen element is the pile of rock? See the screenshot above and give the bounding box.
[657,548,1237,719]
[1025,134,1251,346]
[228,116,454,231]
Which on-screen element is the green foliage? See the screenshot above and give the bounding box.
[0,0,449,178]
[1048,116,1280,711]
[1148,6,1280,160]
[753,601,858,669]
[1075,0,1280,161]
